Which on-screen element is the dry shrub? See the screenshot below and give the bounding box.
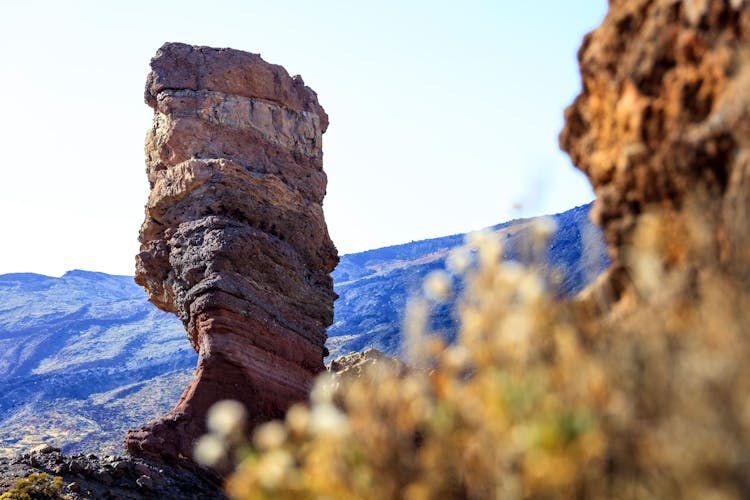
[218,201,750,499]
[0,473,67,500]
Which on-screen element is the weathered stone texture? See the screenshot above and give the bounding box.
[560,0,750,279]
[124,42,337,464]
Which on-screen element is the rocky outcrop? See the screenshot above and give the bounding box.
[0,446,224,499]
[328,348,408,378]
[560,0,750,288]
[123,43,338,464]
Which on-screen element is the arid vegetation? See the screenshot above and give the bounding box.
[0,473,66,500]
[203,196,750,499]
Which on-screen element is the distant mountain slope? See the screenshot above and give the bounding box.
[327,203,609,357]
[0,204,608,456]
[0,271,193,456]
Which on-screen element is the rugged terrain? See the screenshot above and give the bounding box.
[0,271,194,457]
[0,445,223,499]
[330,203,608,356]
[0,204,607,459]
[5,1,750,497]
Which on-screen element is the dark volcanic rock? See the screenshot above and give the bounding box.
[0,448,224,499]
[123,42,338,464]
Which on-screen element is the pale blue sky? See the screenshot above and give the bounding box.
[0,1,607,276]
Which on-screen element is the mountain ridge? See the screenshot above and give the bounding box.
[0,203,608,456]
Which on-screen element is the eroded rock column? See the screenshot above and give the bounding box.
[123,42,338,463]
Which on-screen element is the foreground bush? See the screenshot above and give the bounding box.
[213,205,750,499]
[0,473,66,500]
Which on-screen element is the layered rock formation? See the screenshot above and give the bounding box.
[124,43,338,464]
[560,0,750,289]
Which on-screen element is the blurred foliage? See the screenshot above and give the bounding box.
[0,473,67,500]
[218,201,750,499]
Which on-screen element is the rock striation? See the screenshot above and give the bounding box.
[123,43,338,464]
[560,0,750,289]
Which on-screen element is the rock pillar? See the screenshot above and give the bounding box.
[123,42,338,463]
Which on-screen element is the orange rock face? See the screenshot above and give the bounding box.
[123,43,338,464]
[560,0,750,277]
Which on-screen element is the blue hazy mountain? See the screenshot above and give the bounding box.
[328,203,608,356]
[0,204,608,456]
[0,271,195,456]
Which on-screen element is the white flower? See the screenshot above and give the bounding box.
[257,449,293,489]
[465,229,491,248]
[423,270,453,302]
[206,399,246,438]
[467,230,502,267]
[447,246,473,274]
[309,403,349,437]
[310,373,337,405]
[193,434,226,467]
[443,344,471,371]
[531,216,558,245]
[253,421,288,450]
[286,403,311,436]
[518,273,544,303]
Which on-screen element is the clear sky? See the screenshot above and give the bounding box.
[0,1,607,277]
